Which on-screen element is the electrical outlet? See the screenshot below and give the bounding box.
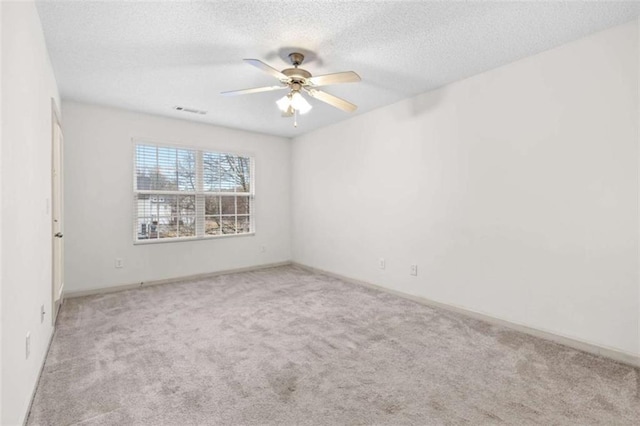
[40,305,45,323]
[26,332,31,359]
[379,258,386,269]
[410,264,418,276]
[115,258,123,269]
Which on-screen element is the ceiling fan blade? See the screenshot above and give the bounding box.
[221,85,287,96]
[306,89,357,112]
[307,71,361,87]
[244,59,288,81]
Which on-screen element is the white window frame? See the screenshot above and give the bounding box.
[133,139,255,244]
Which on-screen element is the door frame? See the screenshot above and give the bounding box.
[51,99,64,325]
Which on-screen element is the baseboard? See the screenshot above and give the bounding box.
[291,262,640,369]
[64,261,292,299]
[22,326,56,426]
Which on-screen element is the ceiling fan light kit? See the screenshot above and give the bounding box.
[222,52,361,127]
[276,90,312,127]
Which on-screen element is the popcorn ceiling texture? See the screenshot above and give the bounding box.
[28,266,638,425]
[35,0,640,137]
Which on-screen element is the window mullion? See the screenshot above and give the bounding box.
[195,150,204,237]
[250,157,255,233]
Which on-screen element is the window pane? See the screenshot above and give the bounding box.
[156,147,177,190]
[136,194,176,239]
[178,215,196,237]
[205,216,221,236]
[135,144,195,191]
[135,145,156,190]
[221,196,235,215]
[237,215,251,234]
[137,217,153,239]
[238,156,251,192]
[137,194,195,239]
[205,196,220,215]
[237,196,250,215]
[221,216,237,234]
[177,150,196,191]
[177,196,196,237]
[203,152,221,192]
[220,154,251,192]
[158,222,177,239]
[178,195,196,215]
[203,152,251,193]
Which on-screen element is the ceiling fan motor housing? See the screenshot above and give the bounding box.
[282,52,311,84]
[282,67,312,84]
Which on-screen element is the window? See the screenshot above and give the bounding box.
[134,142,253,242]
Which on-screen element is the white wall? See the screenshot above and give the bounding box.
[0,1,4,421]
[638,17,640,361]
[1,1,61,424]
[62,102,291,293]
[292,21,639,357]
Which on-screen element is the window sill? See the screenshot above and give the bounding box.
[134,232,255,245]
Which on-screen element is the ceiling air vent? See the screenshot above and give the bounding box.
[173,106,207,115]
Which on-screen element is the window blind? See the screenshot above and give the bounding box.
[134,142,253,242]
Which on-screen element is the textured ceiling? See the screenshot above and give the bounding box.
[36,1,640,138]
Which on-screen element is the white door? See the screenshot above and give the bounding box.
[52,112,64,323]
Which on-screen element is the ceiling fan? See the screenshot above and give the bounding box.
[221,52,360,126]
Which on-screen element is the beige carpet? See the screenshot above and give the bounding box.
[28,266,639,425]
